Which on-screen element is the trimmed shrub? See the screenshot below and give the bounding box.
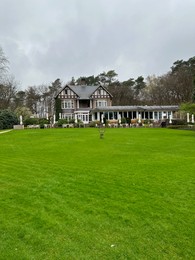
[167,125,188,129]
[88,121,101,127]
[69,119,75,124]
[126,118,131,124]
[39,118,49,124]
[74,122,84,128]
[88,121,97,127]
[121,117,126,124]
[23,118,39,126]
[57,119,68,127]
[39,118,49,129]
[23,118,49,128]
[143,119,151,124]
[172,119,186,125]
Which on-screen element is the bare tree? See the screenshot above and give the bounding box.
[143,66,194,106]
[0,46,9,81]
[0,75,18,110]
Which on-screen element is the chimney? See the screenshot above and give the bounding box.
[80,77,86,85]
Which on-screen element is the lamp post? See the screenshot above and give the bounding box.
[98,125,105,139]
[98,114,105,139]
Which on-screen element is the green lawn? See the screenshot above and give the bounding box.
[0,128,194,259]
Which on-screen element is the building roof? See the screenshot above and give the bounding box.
[91,105,179,112]
[70,85,98,99]
[56,83,113,99]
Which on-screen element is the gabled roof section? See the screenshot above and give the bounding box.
[55,84,78,98]
[90,84,113,98]
[56,83,113,99]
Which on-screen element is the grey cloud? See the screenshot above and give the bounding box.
[0,0,194,88]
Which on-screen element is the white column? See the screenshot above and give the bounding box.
[75,114,78,123]
[101,114,104,123]
[187,113,190,123]
[169,115,172,124]
[118,114,121,124]
[192,114,194,123]
[117,111,120,120]
[97,112,100,121]
[138,114,141,123]
[136,111,139,119]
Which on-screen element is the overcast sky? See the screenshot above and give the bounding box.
[0,0,194,89]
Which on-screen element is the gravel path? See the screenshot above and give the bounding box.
[0,130,13,134]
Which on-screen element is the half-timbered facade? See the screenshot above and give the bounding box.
[55,83,113,124]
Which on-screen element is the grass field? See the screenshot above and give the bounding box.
[0,128,194,259]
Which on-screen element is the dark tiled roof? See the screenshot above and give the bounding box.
[91,105,179,112]
[56,83,112,99]
[70,85,98,99]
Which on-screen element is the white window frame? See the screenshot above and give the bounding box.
[61,100,74,109]
[96,100,107,107]
[62,113,74,120]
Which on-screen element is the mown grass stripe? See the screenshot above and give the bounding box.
[0,128,194,259]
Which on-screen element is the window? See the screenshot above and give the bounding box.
[62,113,74,120]
[96,100,107,107]
[159,112,162,119]
[154,112,158,119]
[61,100,74,109]
[76,112,89,123]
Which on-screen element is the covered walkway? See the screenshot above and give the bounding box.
[91,105,179,122]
